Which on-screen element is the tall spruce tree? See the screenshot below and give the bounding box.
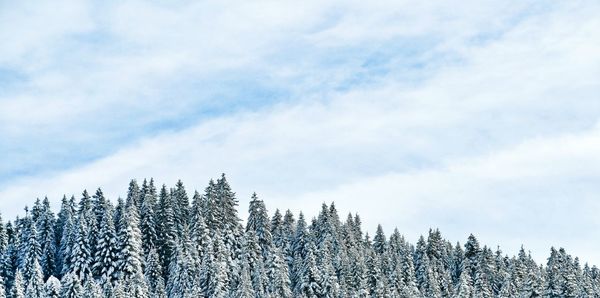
[116,202,144,283]
[246,193,272,262]
[92,203,119,283]
[37,197,57,280]
[156,184,177,279]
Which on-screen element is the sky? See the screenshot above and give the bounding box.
[1,0,600,264]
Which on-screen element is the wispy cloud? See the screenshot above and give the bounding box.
[1,0,599,264]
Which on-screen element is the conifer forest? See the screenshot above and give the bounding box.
[0,174,597,298]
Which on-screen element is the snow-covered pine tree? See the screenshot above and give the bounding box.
[453,271,473,298]
[22,221,41,282]
[232,251,255,298]
[0,213,6,256]
[126,180,141,214]
[69,216,92,281]
[172,180,189,237]
[44,276,61,298]
[144,247,165,296]
[399,251,421,297]
[215,174,242,237]
[0,275,5,298]
[112,280,127,298]
[215,174,244,283]
[464,234,481,282]
[0,222,18,294]
[267,246,292,298]
[37,197,57,280]
[271,209,284,248]
[290,212,309,291]
[208,232,229,298]
[56,196,75,277]
[365,248,386,297]
[12,269,24,298]
[59,273,82,298]
[316,235,339,298]
[156,184,177,279]
[246,193,272,262]
[140,179,158,259]
[124,271,150,298]
[116,201,145,287]
[373,224,386,256]
[281,210,296,274]
[545,247,563,298]
[82,279,103,298]
[296,240,322,298]
[92,202,119,283]
[24,256,44,298]
[190,191,210,261]
[167,226,199,298]
[242,230,267,297]
[78,191,99,268]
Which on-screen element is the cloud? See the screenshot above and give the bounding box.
[284,129,600,262]
[1,0,600,265]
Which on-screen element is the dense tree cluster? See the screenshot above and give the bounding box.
[0,174,598,297]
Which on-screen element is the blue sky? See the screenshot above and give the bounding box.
[1,0,600,264]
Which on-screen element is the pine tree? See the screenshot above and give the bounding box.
[112,280,126,298]
[400,251,422,298]
[237,230,266,297]
[70,216,92,281]
[56,196,75,277]
[190,191,210,260]
[317,238,339,298]
[172,180,189,236]
[0,275,5,298]
[453,271,472,298]
[167,227,198,298]
[59,273,82,298]
[267,247,292,298]
[24,257,44,298]
[373,224,386,255]
[246,193,272,261]
[12,269,24,298]
[82,279,102,298]
[233,253,255,298]
[117,202,144,283]
[0,213,7,256]
[124,271,150,298]
[366,249,386,297]
[1,222,18,293]
[271,209,284,248]
[23,222,42,282]
[126,180,141,213]
[545,247,563,298]
[156,184,177,279]
[215,174,242,236]
[281,210,296,267]
[297,241,322,298]
[214,174,243,283]
[208,232,229,298]
[37,197,57,280]
[144,248,165,296]
[140,179,158,258]
[92,203,119,283]
[44,276,61,298]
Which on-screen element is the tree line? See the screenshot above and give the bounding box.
[0,174,597,297]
